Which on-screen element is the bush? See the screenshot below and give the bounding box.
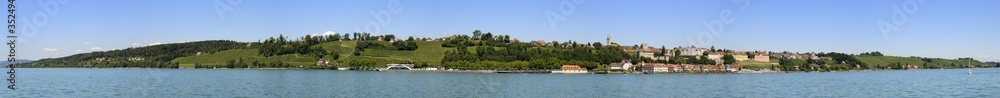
[393,40,418,50]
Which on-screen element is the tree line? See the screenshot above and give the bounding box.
[193,58,293,68]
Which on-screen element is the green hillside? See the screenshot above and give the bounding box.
[171,49,318,68]
[313,41,358,55]
[855,56,988,69]
[855,56,926,66]
[737,60,780,70]
[171,40,450,68]
[172,49,261,66]
[23,40,246,68]
[343,41,448,67]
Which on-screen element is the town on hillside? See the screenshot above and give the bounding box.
[349,31,996,74]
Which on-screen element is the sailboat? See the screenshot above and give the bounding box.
[968,59,973,75]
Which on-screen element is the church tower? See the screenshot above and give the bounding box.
[606,35,611,45]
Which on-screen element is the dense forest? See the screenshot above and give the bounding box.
[24,40,246,68]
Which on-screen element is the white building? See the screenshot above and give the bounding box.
[679,47,706,56]
[642,63,671,73]
[707,53,724,60]
[608,60,634,70]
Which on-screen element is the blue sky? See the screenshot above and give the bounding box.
[8,0,1000,62]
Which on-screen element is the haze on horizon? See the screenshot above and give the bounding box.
[8,0,1000,62]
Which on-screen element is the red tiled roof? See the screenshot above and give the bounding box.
[561,65,584,70]
[644,63,668,67]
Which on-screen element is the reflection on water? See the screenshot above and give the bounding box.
[5,68,1000,97]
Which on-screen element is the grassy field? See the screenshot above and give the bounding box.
[855,56,926,66]
[738,60,780,70]
[313,41,357,55]
[172,49,263,66]
[171,49,319,67]
[854,56,987,68]
[355,41,449,66]
[925,58,986,67]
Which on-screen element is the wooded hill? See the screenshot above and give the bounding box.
[23,40,246,68]
[24,32,435,69]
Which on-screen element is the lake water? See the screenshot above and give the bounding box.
[4,68,999,97]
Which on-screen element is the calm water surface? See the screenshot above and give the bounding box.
[4,68,999,97]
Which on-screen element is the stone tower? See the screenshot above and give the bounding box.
[606,35,611,45]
